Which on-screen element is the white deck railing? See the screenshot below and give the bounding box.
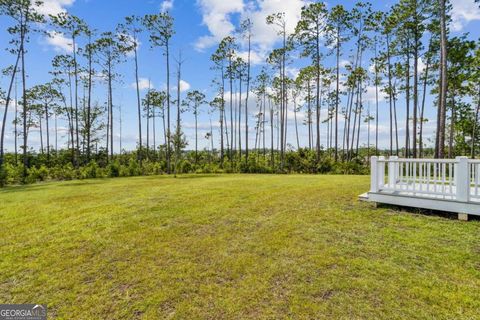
[370,156,477,203]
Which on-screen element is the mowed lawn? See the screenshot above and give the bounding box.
[1,175,479,319]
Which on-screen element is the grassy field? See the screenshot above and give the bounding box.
[0,175,479,319]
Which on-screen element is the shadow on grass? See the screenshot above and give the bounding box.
[376,203,480,221]
[0,174,227,194]
[0,183,49,194]
[173,174,223,180]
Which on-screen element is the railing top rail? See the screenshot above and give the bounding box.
[468,159,480,164]
[377,158,458,164]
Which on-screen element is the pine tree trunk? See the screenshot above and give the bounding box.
[45,103,50,160]
[135,47,142,162]
[238,77,242,159]
[294,100,300,150]
[195,109,198,165]
[315,27,321,163]
[0,50,21,168]
[374,37,379,155]
[166,41,171,173]
[386,33,394,156]
[413,28,419,158]
[437,0,448,159]
[15,85,18,165]
[21,9,28,182]
[335,25,340,161]
[270,100,274,167]
[152,107,156,158]
[87,35,92,161]
[55,113,58,154]
[108,60,113,160]
[471,85,480,158]
[405,48,411,158]
[73,34,80,166]
[448,93,455,158]
[245,31,251,165]
[229,57,233,164]
[419,54,430,158]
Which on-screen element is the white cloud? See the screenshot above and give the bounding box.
[340,59,351,69]
[132,78,153,91]
[167,79,191,92]
[286,66,299,78]
[364,84,388,103]
[450,0,480,31]
[34,0,75,17]
[45,31,73,53]
[417,56,427,74]
[195,0,244,51]
[194,0,308,70]
[161,0,174,13]
[236,50,265,65]
[242,0,308,52]
[180,80,191,92]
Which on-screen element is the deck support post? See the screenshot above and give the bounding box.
[388,156,399,186]
[458,213,469,221]
[378,156,385,190]
[370,156,385,193]
[370,156,378,192]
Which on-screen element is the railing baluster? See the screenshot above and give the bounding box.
[419,162,423,192]
[408,162,411,191]
[449,163,453,197]
[399,162,403,189]
[419,162,422,191]
[427,162,431,193]
[473,164,479,197]
[413,162,417,193]
[442,163,446,198]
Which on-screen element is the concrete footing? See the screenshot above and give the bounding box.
[458,213,469,221]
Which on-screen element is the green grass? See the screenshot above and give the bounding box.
[1,175,479,319]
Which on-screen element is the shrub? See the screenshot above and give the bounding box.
[127,159,141,176]
[26,166,49,184]
[107,161,120,178]
[50,163,76,181]
[0,164,6,187]
[24,165,50,183]
[80,161,100,179]
[179,160,193,173]
[317,158,334,174]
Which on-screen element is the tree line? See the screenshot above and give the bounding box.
[0,0,479,185]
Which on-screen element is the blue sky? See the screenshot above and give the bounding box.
[1,0,480,153]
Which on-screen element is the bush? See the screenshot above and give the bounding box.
[0,164,6,187]
[317,158,334,174]
[26,165,49,184]
[80,161,100,179]
[107,161,120,178]
[0,148,372,186]
[179,160,193,173]
[142,161,163,175]
[4,164,23,184]
[50,163,76,181]
[129,159,141,176]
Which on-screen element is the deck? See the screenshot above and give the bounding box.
[360,156,480,219]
